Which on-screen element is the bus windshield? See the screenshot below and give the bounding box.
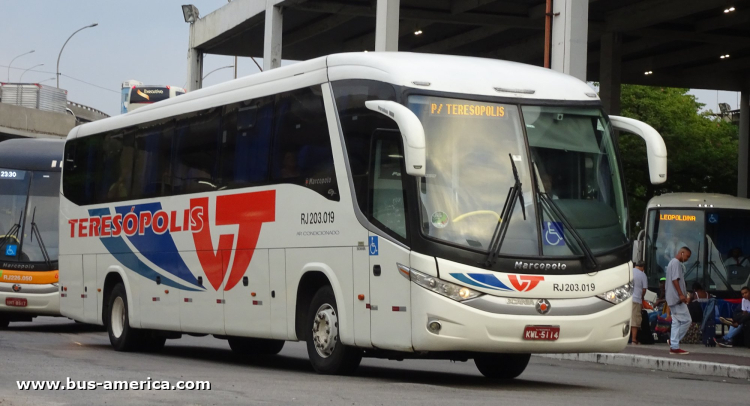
[0,170,60,265]
[409,95,627,258]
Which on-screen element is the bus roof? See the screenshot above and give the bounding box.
[69,52,599,141]
[646,193,750,211]
[0,138,64,172]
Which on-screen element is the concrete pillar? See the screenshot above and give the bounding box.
[264,4,283,71]
[739,86,750,198]
[186,23,203,91]
[599,32,622,116]
[375,0,400,52]
[551,0,589,82]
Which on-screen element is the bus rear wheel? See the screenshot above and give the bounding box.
[228,337,285,355]
[474,353,531,379]
[105,283,142,352]
[305,286,361,375]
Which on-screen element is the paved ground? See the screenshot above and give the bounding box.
[1,317,749,406]
[623,342,750,367]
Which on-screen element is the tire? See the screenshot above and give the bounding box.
[474,353,531,379]
[305,286,362,375]
[0,315,9,329]
[105,283,142,352]
[228,337,285,355]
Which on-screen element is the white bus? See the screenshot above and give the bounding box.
[634,193,750,297]
[59,53,667,378]
[125,85,186,113]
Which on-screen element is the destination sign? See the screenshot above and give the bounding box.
[429,103,505,118]
[0,168,26,180]
[659,213,697,222]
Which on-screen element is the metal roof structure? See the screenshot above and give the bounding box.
[189,0,750,92]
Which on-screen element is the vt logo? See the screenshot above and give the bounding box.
[508,275,545,292]
[191,190,276,291]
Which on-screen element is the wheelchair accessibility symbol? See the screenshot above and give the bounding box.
[369,236,379,256]
[708,213,719,224]
[5,244,18,257]
[543,222,565,246]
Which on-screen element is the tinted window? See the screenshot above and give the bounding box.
[272,87,338,200]
[220,96,273,188]
[332,80,397,213]
[172,109,221,194]
[132,121,173,199]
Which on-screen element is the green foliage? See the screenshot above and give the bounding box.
[617,85,739,231]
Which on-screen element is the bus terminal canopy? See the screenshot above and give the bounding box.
[188,0,750,93]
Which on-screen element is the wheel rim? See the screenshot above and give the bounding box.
[311,303,338,358]
[111,296,125,338]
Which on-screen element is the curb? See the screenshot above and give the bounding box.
[535,353,750,380]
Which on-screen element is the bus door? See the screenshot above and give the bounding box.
[367,132,412,351]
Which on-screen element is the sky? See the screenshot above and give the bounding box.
[1,1,742,117]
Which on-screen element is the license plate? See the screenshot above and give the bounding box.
[523,325,560,341]
[6,298,27,307]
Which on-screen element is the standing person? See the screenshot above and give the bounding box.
[631,261,648,344]
[717,286,750,348]
[666,247,692,354]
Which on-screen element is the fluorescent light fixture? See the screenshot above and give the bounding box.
[720,54,730,59]
[644,71,653,75]
[724,7,735,13]
[182,4,200,23]
[414,30,423,35]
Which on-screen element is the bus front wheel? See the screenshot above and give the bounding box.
[105,283,142,352]
[305,286,362,375]
[474,353,531,379]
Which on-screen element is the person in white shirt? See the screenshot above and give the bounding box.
[631,261,649,344]
[723,247,749,268]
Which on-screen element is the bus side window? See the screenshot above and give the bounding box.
[132,122,173,199]
[271,86,338,201]
[331,80,398,214]
[369,131,408,241]
[172,109,221,195]
[101,131,134,202]
[219,96,273,188]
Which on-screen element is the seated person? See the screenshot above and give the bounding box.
[723,247,748,268]
[717,286,750,348]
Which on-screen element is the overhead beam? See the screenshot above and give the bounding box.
[412,26,509,53]
[622,42,749,74]
[450,0,496,14]
[631,28,750,47]
[696,8,750,32]
[483,34,545,62]
[588,37,674,65]
[606,0,724,32]
[342,20,428,52]
[287,1,541,29]
[284,14,356,47]
[681,56,750,76]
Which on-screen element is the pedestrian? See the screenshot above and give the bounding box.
[666,246,692,355]
[631,261,648,344]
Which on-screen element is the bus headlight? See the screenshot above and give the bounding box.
[399,264,483,302]
[597,282,633,305]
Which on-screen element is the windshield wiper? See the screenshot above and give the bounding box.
[532,165,598,270]
[484,154,527,267]
[29,207,52,267]
[0,212,23,255]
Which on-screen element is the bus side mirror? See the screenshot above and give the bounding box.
[365,100,426,177]
[632,229,645,263]
[609,115,667,185]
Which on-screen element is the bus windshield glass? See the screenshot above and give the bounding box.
[0,170,60,265]
[409,96,627,258]
[409,95,539,255]
[523,106,627,255]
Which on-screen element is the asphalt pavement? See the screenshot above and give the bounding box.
[1,317,748,406]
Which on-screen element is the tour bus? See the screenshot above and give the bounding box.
[634,193,750,298]
[1,138,64,328]
[125,85,186,113]
[59,52,667,378]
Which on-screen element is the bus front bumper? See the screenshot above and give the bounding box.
[0,282,60,317]
[411,284,630,354]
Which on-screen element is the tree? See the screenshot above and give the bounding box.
[617,85,738,231]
